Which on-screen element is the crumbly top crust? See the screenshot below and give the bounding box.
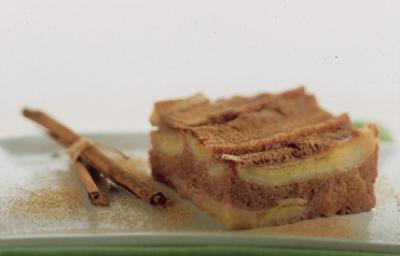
[151,87,361,166]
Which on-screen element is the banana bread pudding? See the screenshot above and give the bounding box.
[149,87,379,229]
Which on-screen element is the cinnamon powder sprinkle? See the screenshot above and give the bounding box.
[2,155,220,234]
[95,155,220,231]
[2,154,399,240]
[7,169,85,219]
[9,187,83,217]
[254,215,365,240]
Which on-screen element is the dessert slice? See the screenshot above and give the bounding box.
[149,87,379,229]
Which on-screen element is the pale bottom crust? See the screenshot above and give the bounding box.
[150,148,378,230]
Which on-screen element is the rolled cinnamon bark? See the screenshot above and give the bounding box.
[23,108,168,207]
[72,161,110,206]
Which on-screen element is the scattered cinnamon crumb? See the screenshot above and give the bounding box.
[2,153,399,238]
[375,177,397,206]
[95,155,220,231]
[254,215,365,240]
[31,169,77,188]
[7,170,85,220]
[2,156,220,234]
[96,188,219,231]
[9,187,83,217]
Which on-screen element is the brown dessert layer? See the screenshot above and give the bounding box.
[150,136,377,229]
[150,127,377,210]
[149,88,379,229]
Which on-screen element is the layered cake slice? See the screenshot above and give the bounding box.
[149,87,379,229]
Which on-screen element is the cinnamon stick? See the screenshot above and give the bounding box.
[23,108,168,207]
[72,161,110,206]
[48,131,111,206]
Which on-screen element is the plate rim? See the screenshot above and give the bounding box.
[1,232,400,253]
